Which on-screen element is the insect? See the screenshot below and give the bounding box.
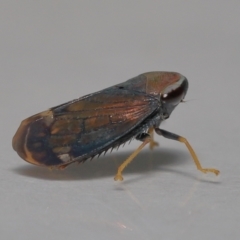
[12,72,219,180]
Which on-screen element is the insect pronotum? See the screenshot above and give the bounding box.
[12,72,219,180]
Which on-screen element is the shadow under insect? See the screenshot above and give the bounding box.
[13,148,189,181]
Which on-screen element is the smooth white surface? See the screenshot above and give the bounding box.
[1,1,240,240]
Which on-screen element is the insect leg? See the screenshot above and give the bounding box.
[155,128,220,175]
[114,133,151,181]
[148,127,159,150]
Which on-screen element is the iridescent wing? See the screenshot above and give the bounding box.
[13,88,159,167]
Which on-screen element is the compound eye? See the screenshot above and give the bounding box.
[161,78,188,105]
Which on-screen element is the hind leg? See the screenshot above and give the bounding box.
[114,133,151,181]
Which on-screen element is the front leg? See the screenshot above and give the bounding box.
[155,128,219,175]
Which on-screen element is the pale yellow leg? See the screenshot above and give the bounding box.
[178,137,220,175]
[114,138,151,181]
[148,127,159,150]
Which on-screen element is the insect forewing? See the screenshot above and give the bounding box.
[13,88,159,167]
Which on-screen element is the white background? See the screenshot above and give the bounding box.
[1,1,239,240]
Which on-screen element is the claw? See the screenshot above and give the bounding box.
[114,174,123,181]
